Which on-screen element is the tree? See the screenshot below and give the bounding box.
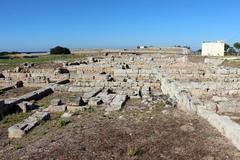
[226,47,237,56]
[234,42,240,55]
[50,46,71,55]
[224,43,230,52]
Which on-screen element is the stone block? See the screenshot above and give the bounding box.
[17,101,38,113]
[82,87,103,100]
[88,97,103,106]
[48,105,66,113]
[105,95,128,112]
[50,99,62,106]
[68,97,85,106]
[8,111,50,138]
[67,105,85,112]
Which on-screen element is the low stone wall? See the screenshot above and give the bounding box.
[158,71,240,151]
[0,87,54,119]
[198,108,240,150]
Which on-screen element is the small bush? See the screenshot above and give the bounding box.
[13,143,23,150]
[50,46,71,55]
[127,145,137,157]
[56,118,71,128]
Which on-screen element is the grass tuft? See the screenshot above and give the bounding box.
[13,143,23,150]
[56,118,71,128]
[127,145,137,157]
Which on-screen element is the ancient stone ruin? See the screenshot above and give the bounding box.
[1,52,240,152]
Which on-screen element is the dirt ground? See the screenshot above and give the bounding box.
[0,87,39,99]
[187,55,205,63]
[221,60,240,68]
[35,91,84,108]
[0,102,239,160]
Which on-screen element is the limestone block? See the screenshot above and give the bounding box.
[8,111,50,138]
[61,112,73,118]
[97,93,116,104]
[198,108,240,151]
[82,87,103,100]
[53,84,69,92]
[105,95,128,112]
[88,97,103,106]
[50,99,62,106]
[48,105,66,113]
[67,105,85,112]
[17,101,38,113]
[68,97,85,106]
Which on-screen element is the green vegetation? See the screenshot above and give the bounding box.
[0,112,31,124]
[234,42,240,54]
[50,46,71,55]
[0,51,20,56]
[36,102,47,109]
[224,43,230,52]
[0,54,84,66]
[13,143,23,150]
[56,118,71,128]
[127,145,137,157]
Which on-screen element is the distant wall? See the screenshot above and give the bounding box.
[71,47,191,55]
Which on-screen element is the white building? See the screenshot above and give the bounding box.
[202,41,225,56]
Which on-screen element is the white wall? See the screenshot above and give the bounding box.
[202,42,225,56]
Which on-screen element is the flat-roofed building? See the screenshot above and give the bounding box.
[202,41,225,56]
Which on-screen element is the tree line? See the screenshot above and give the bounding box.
[224,42,240,56]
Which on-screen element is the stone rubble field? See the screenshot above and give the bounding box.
[0,53,240,159]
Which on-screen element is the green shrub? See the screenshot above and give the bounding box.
[50,46,71,55]
[56,118,71,128]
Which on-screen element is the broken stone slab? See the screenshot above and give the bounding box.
[68,97,85,106]
[8,111,50,138]
[88,97,103,106]
[61,112,73,118]
[67,105,85,113]
[47,105,66,113]
[17,101,38,113]
[50,99,62,106]
[82,87,103,100]
[105,95,128,112]
[18,87,54,102]
[96,91,116,104]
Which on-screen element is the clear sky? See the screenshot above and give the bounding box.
[0,0,239,51]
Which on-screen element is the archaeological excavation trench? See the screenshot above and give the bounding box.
[1,53,240,159]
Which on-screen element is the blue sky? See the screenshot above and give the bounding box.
[0,0,239,51]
